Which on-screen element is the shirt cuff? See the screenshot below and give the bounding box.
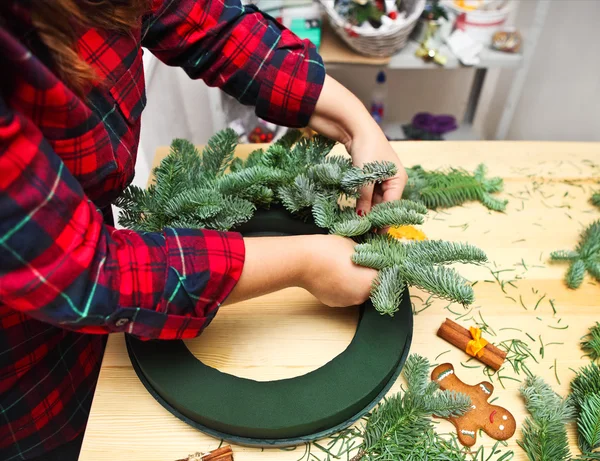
[255,32,326,128]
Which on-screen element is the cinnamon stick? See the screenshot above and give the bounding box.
[176,446,234,461]
[443,318,507,360]
[437,323,505,371]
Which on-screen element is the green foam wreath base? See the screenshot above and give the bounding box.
[126,208,413,447]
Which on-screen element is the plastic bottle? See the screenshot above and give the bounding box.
[370,70,388,126]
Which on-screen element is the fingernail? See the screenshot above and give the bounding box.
[357,209,365,217]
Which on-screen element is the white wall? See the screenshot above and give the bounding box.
[135,55,215,187]
[504,0,600,141]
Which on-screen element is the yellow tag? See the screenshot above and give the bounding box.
[465,326,488,358]
[387,225,427,241]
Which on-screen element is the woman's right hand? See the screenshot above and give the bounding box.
[300,235,377,307]
[225,234,377,308]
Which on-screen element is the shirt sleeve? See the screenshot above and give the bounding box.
[0,95,245,340]
[141,0,326,128]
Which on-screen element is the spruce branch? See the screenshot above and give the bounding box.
[398,261,475,306]
[330,217,372,237]
[404,164,507,211]
[402,240,488,265]
[201,127,237,177]
[551,220,600,289]
[425,389,472,418]
[340,161,397,193]
[274,129,303,149]
[357,355,472,460]
[312,194,340,229]
[402,354,430,396]
[370,266,405,316]
[581,323,600,362]
[518,376,574,461]
[307,163,344,187]
[551,250,580,261]
[578,393,600,453]
[367,207,425,228]
[592,191,600,209]
[572,363,600,456]
[567,260,586,289]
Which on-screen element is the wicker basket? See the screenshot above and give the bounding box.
[321,0,426,57]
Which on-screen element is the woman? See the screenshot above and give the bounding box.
[0,1,407,460]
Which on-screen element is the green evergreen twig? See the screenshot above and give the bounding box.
[550,219,600,289]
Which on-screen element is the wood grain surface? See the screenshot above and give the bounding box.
[80,141,600,461]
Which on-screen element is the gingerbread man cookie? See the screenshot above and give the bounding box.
[431,363,516,447]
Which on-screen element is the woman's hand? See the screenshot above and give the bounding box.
[225,235,377,308]
[308,75,408,214]
[300,235,377,307]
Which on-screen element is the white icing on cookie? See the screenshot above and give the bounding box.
[503,415,508,420]
[479,383,492,394]
[499,425,505,431]
[471,405,476,409]
[460,430,475,437]
[437,369,454,382]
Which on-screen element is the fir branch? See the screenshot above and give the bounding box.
[592,192,600,209]
[403,240,488,265]
[518,376,574,461]
[571,363,600,409]
[581,323,600,362]
[351,250,389,271]
[399,261,475,305]
[481,193,508,212]
[404,164,507,211]
[402,354,430,396]
[201,128,237,177]
[571,363,600,456]
[274,129,303,149]
[228,157,244,172]
[312,194,340,229]
[567,260,586,289]
[216,165,284,196]
[260,144,287,169]
[367,205,424,229]
[243,149,264,168]
[340,161,397,193]
[359,355,471,460]
[550,250,580,261]
[587,261,600,282]
[330,217,372,237]
[578,393,600,453]
[277,175,318,213]
[370,266,405,316]
[163,188,222,219]
[425,389,472,418]
[203,196,255,231]
[307,163,344,187]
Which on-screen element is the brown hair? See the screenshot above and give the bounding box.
[31,0,150,95]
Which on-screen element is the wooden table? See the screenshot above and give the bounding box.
[80,141,600,461]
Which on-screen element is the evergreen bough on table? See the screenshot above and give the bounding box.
[117,129,489,315]
[403,164,508,212]
[518,361,600,460]
[582,323,600,363]
[592,192,600,209]
[352,355,472,460]
[550,219,600,289]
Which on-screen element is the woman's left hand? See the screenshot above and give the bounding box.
[308,75,408,214]
[346,129,408,215]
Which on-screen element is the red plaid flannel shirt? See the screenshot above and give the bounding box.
[0,0,325,458]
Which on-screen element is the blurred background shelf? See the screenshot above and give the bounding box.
[320,22,523,70]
